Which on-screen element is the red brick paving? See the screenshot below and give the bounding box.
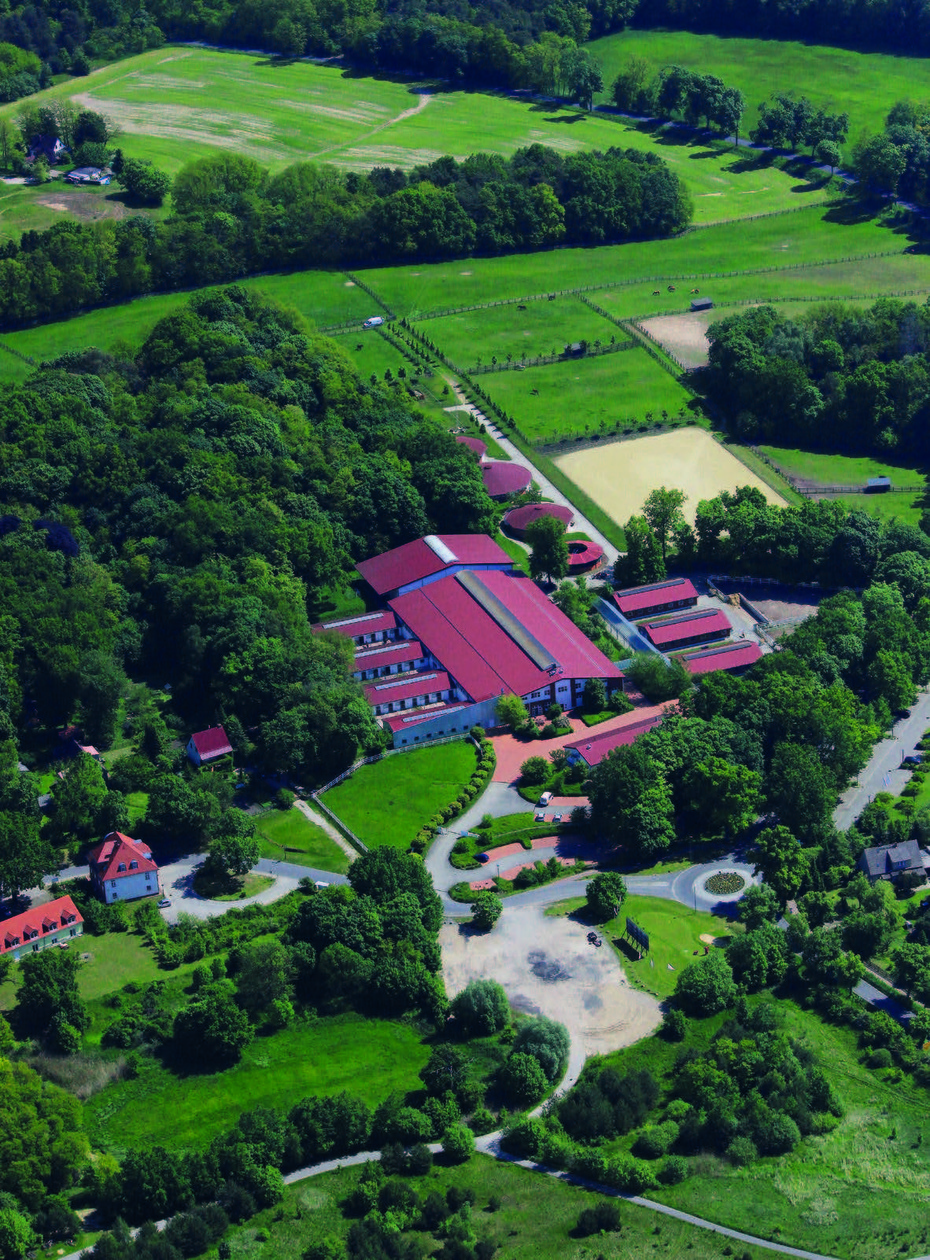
[490,703,671,783]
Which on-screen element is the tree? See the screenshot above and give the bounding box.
[450,978,510,1036]
[687,757,761,838]
[615,515,664,587]
[718,86,746,145]
[674,949,736,1016]
[442,1123,475,1163]
[173,987,253,1065]
[624,653,691,703]
[420,1045,470,1097]
[890,942,930,1000]
[642,487,687,563]
[853,133,906,196]
[0,812,56,902]
[520,755,550,785]
[802,928,864,988]
[0,118,22,173]
[500,1051,549,1105]
[582,676,607,714]
[16,948,88,1042]
[816,139,841,173]
[117,157,172,206]
[512,1015,570,1083]
[471,890,502,932]
[765,743,834,842]
[526,514,569,584]
[495,693,528,730]
[750,826,808,901]
[48,755,109,843]
[586,871,627,922]
[208,815,260,877]
[0,1207,35,1260]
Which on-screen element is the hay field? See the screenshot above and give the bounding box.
[556,428,787,525]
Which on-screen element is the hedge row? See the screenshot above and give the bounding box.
[411,736,496,853]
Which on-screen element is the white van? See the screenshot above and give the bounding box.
[537,791,553,807]
[363,316,384,329]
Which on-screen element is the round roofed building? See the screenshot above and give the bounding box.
[503,502,574,539]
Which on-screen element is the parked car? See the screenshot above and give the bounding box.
[537,791,553,807]
[552,812,563,823]
[157,898,171,908]
[535,812,547,822]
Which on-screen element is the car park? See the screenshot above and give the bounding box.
[552,812,563,823]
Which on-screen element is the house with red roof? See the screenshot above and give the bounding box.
[356,534,514,600]
[87,832,160,904]
[565,713,664,769]
[642,608,731,651]
[186,725,233,767]
[1,895,83,961]
[614,577,698,620]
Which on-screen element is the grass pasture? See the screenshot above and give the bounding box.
[0,931,172,1011]
[254,807,349,875]
[758,446,927,489]
[416,295,626,371]
[587,28,930,143]
[84,1012,428,1156]
[482,348,694,444]
[556,428,787,525]
[322,740,477,850]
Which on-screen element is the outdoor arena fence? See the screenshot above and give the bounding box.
[466,338,637,374]
[0,340,35,365]
[342,271,395,319]
[748,446,924,497]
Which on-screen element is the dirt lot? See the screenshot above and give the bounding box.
[639,312,714,369]
[441,904,661,1089]
[555,428,787,527]
[713,579,823,626]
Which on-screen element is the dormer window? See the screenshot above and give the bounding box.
[129,860,138,869]
[117,862,126,872]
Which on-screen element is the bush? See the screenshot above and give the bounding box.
[451,979,510,1037]
[868,1047,893,1069]
[674,949,737,1016]
[520,755,550,785]
[659,1155,688,1185]
[442,1122,476,1163]
[586,871,627,923]
[513,1016,570,1083]
[633,1120,679,1159]
[726,1135,758,1166]
[471,891,503,932]
[499,1052,549,1106]
[660,1007,687,1041]
[575,1200,621,1236]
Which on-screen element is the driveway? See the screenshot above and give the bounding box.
[834,687,930,831]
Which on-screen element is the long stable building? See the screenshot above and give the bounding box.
[318,534,623,746]
[614,577,698,620]
[642,608,731,650]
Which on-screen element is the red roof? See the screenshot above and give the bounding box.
[482,460,532,499]
[682,640,762,676]
[364,670,451,706]
[381,702,472,734]
[614,578,698,617]
[87,832,158,882]
[354,639,424,670]
[643,609,731,647]
[503,503,574,539]
[455,435,487,459]
[189,726,232,760]
[1,895,83,954]
[356,534,512,597]
[313,609,397,638]
[565,714,663,767]
[390,570,620,703]
[567,540,604,569]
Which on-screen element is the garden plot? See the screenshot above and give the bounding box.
[556,428,787,526]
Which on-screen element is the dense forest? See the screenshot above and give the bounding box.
[0,285,497,775]
[0,145,691,329]
[703,298,930,457]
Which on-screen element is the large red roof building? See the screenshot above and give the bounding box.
[88,832,160,905]
[352,534,623,746]
[1,895,83,961]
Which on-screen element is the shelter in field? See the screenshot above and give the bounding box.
[482,460,532,499]
[858,840,926,884]
[1,896,83,961]
[88,833,159,904]
[347,533,623,745]
[504,503,574,538]
[866,476,891,493]
[691,297,713,312]
[680,639,762,676]
[186,725,233,766]
[567,539,604,572]
[614,577,698,620]
[642,608,730,650]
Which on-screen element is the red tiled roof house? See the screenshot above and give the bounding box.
[186,725,233,767]
[88,832,159,905]
[1,895,83,962]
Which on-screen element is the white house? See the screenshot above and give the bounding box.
[87,832,159,904]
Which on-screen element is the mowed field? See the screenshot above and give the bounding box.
[588,28,930,140]
[556,428,787,526]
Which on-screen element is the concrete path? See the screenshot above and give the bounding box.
[293,799,358,865]
[834,687,930,831]
[447,381,619,566]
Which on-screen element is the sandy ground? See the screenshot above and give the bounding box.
[639,312,713,369]
[555,428,787,527]
[441,904,662,1088]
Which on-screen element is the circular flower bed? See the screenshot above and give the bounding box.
[704,871,746,895]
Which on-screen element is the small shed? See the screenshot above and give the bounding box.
[565,341,585,357]
[690,297,713,312]
[866,476,891,493]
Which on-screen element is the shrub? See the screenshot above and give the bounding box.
[499,1052,549,1106]
[660,1007,687,1041]
[659,1155,688,1184]
[451,979,510,1036]
[442,1122,476,1163]
[513,1016,570,1083]
[726,1136,758,1167]
[868,1047,893,1069]
[633,1120,679,1159]
[575,1201,621,1236]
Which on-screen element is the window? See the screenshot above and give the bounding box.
[117,862,126,872]
[129,860,138,869]
[110,880,116,888]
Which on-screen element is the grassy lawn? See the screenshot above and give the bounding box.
[416,296,628,371]
[482,348,694,444]
[0,930,171,1011]
[588,28,930,142]
[226,1153,770,1260]
[84,1012,429,1156]
[828,491,926,526]
[758,446,927,488]
[493,530,530,575]
[191,870,275,901]
[322,741,477,849]
[254,807,349,875]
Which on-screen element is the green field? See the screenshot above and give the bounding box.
[254,807,349,875]
[84,1012,428,1156]
[588,28,930,142]
[322,741,477,849]
[232,1155,774,1260]
[0,931,174,1010]
[416,295,625,371]
[482,348,693,444]
[759,447,927,488]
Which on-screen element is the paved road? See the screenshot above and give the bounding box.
[445,386,619,566]
[854,977,913,1026]
[834,687,930,831]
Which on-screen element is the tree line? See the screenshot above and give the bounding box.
[0,145,691,330]
[853,99,930,202]
[703,298,930,457]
